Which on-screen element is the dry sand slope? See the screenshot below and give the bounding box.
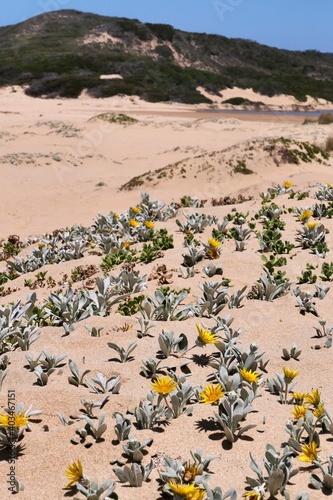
[0,88,333,499]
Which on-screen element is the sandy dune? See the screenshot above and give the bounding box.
[0,87,333,499]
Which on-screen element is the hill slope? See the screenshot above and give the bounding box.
[1,9,333,103]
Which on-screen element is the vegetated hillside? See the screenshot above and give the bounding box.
[1,9,333,103]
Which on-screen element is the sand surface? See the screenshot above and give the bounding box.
[0,87,333,499]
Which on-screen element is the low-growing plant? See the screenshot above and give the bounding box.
[194,281,229,317]
[158,330,188,358]
[134,392,166,429]
[214,392,256,444]
[176,213,217,234]
[113,412,132,442]
[310,453,333,492]
[182,243,205,267]
[320,261,333,281]
[297,263,317,283]
[68,359,91,387]
[34,365,55,386]
[282,342,302,361]
[107,340,137,363]
[80,396,109,418]
[294,288,318,316]
[122,435,153,462]
[247,273,290,301]
[246,444,299,497]
[85,324,104,337]
[73,412,107,444]
[100,249,138,272]
[113,460,153,487]
[202,262,224,278]
[267,367,299,404]
[118,295,145,316]
[86,373,120,394]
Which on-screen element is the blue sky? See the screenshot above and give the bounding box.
[1,0,333,53]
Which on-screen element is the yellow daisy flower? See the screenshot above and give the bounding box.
[298,442,319,463]
[129,218,139,228]
[199,384,224,405]
[64,459,83,488]
[283,367,299,382]
[283,181,293,189]
[196,324,219,346]
[239,368,260,384]
[298,210,312,222]
[0,411,29,428]
[304,388,321,408]
[183,462,201,483]
[145,221,155,229]
[131,206,140,214]
[313,403,325,419]
[291,405,307,420]
[121,240,131,250]
[305,221,318,230]
[243,492,262,500]
[208,238,221,248]
[207,238,221,259]
[292,392,307,404]
[167,480,206,499]
[151,375,177,395]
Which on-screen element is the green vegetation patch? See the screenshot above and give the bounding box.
[222,97,264,107]
[89,113,139,125]
[263,137,330,165]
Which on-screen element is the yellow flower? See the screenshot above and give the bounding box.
[283,181,293,189]
[145,220,155,229]
[208,238,221,248]
[313,403,325,419]
[292,392,307,404]
[196,324,219,346]
[207,238,221,259]
[183,462,201,483]
[298,442,319,463]
[167,480,206,499]
[305,221,318,230]
[199,384,224,405]
[291,405,307,420]
[298,210,312,221]
[38,243,45,249]
[131,206,140,214]
[121,240,131,250]
[65,459,83,488]
[0,411,29,428]
[129,218,139,228]
[243,492,262,500]
[114,213,119,219]
[304,388,321,408]
[239,368,260,384]
[283,367,299,382]
[151,375,177,395]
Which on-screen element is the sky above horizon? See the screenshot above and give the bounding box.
[0,0,332,53]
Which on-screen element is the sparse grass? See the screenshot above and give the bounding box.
[232,159,254,175]
[89,113,139,125]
